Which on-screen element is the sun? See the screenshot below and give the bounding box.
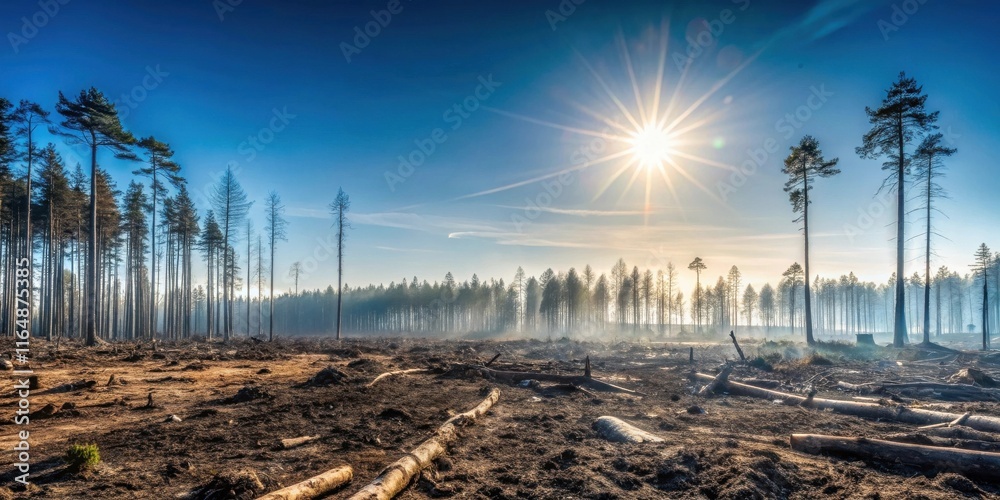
[456,22,763,211]
[629,124,673,168]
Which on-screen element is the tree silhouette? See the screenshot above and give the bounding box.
[782,135,839,344]
[688,257,706,333]
[210,166,251,340]
[912,133,956,344]
[264,191,287,341]
[330,187,350,340]
[857,73,938,347]
[973,243,993,350]
[52,88,136,346]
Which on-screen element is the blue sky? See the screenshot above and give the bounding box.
[2,0,998,295]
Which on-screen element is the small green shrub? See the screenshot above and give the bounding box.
[64,443,100,471]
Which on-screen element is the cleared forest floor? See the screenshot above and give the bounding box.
[2,335,1000,499]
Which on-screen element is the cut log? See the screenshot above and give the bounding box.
[729,331,746,362]
[838,380,1000,401]
[366,369,429,388]
[695,373,1000,433]
[592,416,664,443]
[790,433,1000,480]
[698,365,733,396]
[463,365,644,396]
[883,432,1000,453]
[347,388,501,500]
[281,436,321,449]
[256,465,353,500]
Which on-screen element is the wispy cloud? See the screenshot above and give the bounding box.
[375,246,438,253]
[353,212,502,234]
[495,205,653,217]
[771,0,891,43]
[287,206,330,219]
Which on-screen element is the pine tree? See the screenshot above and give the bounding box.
[330,188,350,340]
[52,88,136,345]
[857,73,938,347]
[210,166,251,340]
[913,133,956,344]
[264,191,287,341]
[783,135,839,344]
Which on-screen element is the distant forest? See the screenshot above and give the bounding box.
[0,73,995,345]
[270,260,994,341]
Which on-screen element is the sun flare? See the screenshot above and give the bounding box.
[629,124,673,169]
[459,22,763,213]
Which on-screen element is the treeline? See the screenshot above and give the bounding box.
[248,257,997,341]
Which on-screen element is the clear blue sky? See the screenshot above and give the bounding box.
[2,0,998,295]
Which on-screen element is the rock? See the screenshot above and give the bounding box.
[0,358,13,371]
[519,379,541,389]
[256,368,271,374]
[165,414,183,423]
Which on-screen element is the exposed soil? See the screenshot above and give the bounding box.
[2,335,1000,499]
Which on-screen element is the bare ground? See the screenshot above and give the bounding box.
[2,335,1000,499]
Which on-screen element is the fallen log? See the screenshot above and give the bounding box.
[281,436,321,449]
[366,369,430,388]
[592,416,664,443]
[838,380,1000,401]
[883,432,1000,453]
[694,373,1000,433]
[256,465,353,500]
[698,365,733,396]
[462,365,645,396]
[790,433,1000,480]
[347,388,501,500]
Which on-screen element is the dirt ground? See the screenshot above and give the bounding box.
[2,334,1000,499]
